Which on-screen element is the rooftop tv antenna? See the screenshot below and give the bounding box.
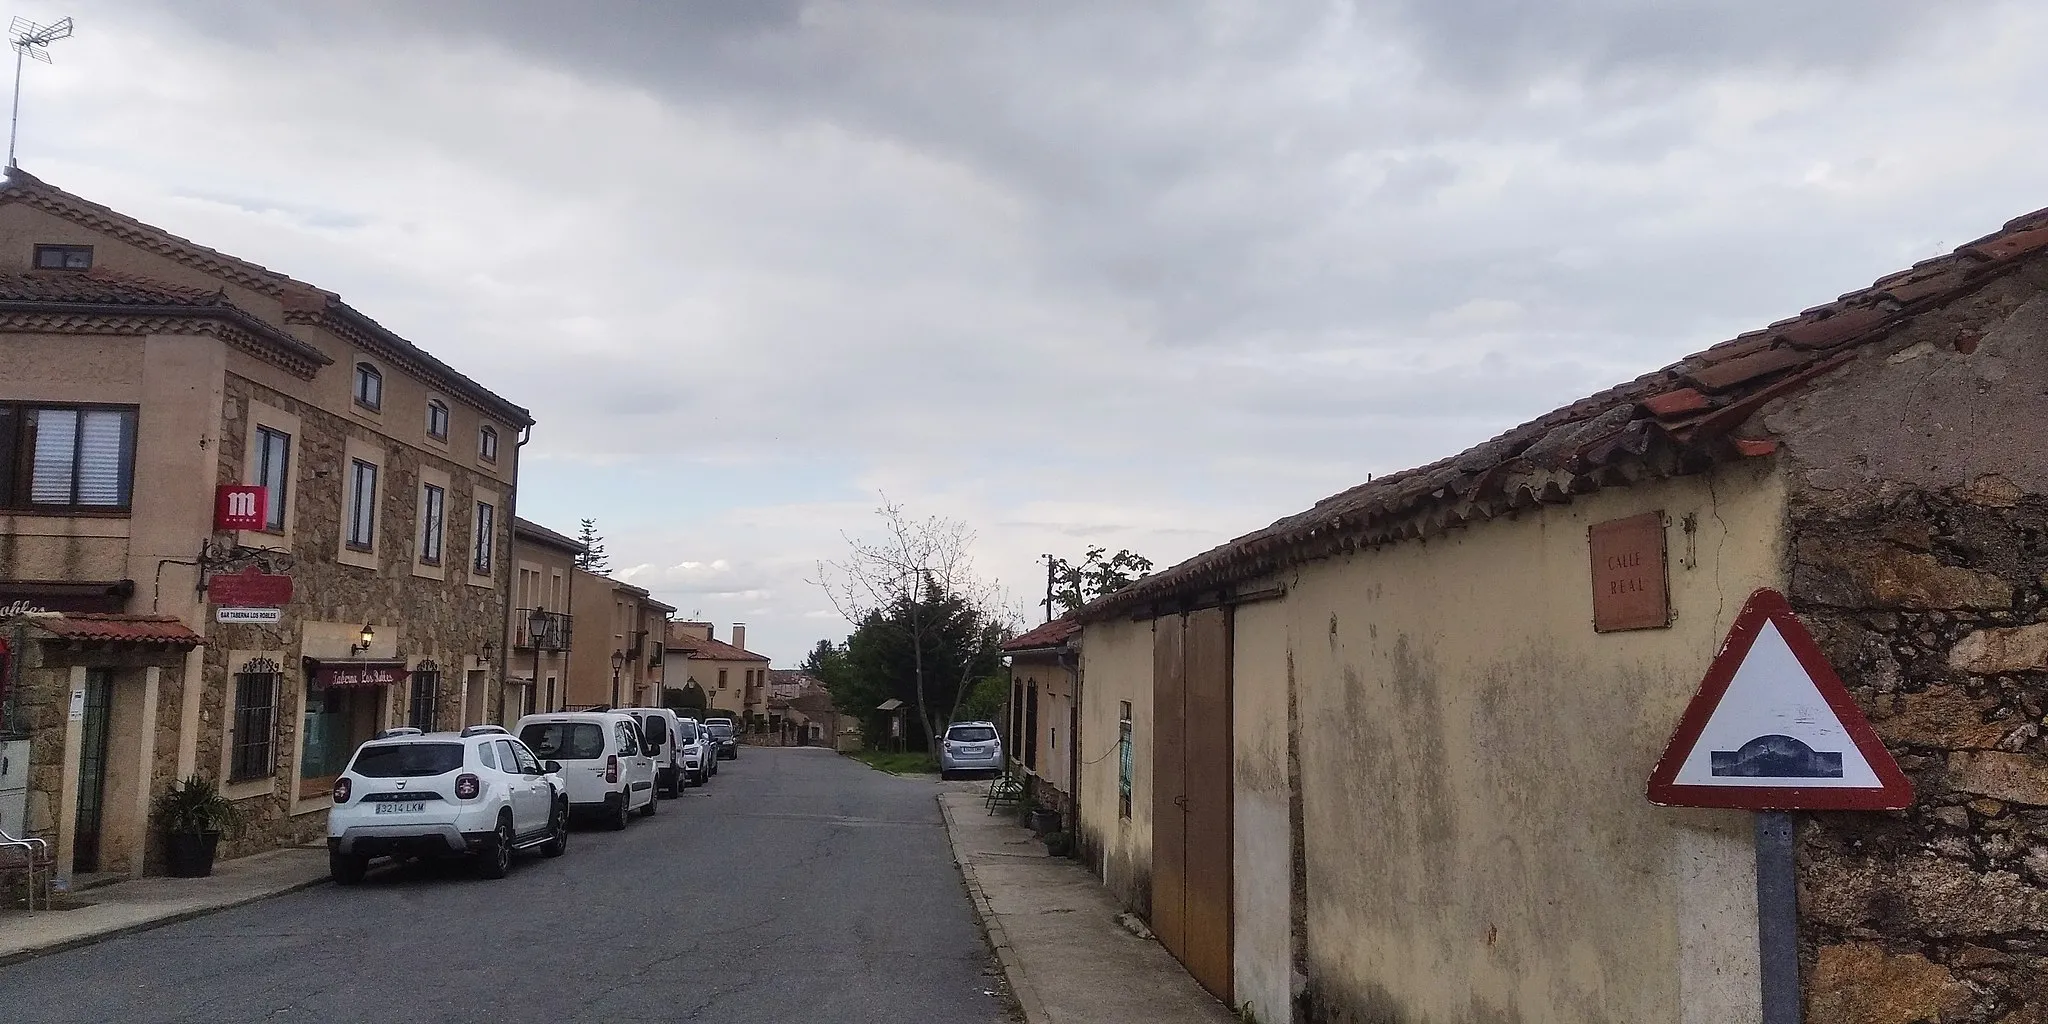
[8,15,72,169]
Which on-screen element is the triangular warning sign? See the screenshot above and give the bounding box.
[1647,588,1912,811]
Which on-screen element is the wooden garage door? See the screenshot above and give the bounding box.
[1152,607,1233,1002]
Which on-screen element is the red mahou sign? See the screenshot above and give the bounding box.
[214,484,268,531]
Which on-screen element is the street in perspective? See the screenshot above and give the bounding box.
[4,6,2048,1024]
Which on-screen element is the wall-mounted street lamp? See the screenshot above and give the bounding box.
[350,624,375,657]
[610,650,626,707]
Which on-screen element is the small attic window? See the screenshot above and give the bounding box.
[33,244,91,270]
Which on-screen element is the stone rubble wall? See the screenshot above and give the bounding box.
[1768,265,2048,1024]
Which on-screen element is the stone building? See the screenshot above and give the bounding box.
[506,517,585,719]
[563,569,671,709]
[664,621,770,723]
[0,168,530,882]
[1066,204,2048,1023]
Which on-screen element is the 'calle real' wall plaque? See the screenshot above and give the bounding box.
[1589,511,1670,632]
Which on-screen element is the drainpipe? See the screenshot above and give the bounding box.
[1062,642,1082,837]
[498,422,532,724]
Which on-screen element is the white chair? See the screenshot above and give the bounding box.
[0,826,53,912]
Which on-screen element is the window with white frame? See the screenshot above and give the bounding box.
[418,482,445,565]
[352,362,382,411]
[346,458,378,550]
[254,425,290,532]
[473,500,496,575]
[0,404,137,511]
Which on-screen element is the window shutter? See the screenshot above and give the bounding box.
[30,409,77,503]
[76,410,130,506]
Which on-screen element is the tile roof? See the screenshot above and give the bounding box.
[1003,616,1081,652]
[0,167,529,426]
[1085,201,2048,622]
[0,268,229,306]
[511,517,587,556]
[666,634,770,662]
[22,614,203,646]
[0,268,332,374]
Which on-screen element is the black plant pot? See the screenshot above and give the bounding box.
[163,831,221,878]
[1027,808,1060,836]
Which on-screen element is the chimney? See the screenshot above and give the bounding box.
[732,623,747,652]
[667,620,713,644]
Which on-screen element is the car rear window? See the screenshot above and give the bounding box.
[520,722,607,760]
[676,721,699,740]
[351,742,465,778]
[638,716,669,744]
[707,722,734,739]
[948,726,997,743]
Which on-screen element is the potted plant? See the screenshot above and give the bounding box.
[153,775,245,878]
[1043,830,1074,857]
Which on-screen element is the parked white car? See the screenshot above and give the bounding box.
[671,716,713,786]
[621,707,693,796]
[514,712,657,830]
[326,725,569,884]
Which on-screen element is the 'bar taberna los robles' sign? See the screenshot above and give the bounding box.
[313,661,406,689]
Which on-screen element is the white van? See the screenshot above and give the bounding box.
[620,707,693,796]
[513,712,657,830]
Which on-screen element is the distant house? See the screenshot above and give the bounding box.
[564,572,671,709]
[664,622,769,724]
[1000,617,1080,821]
[1059,202,2048,1023]
[506,517,585,719]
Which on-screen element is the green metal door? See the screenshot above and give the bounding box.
[73,669,115,873]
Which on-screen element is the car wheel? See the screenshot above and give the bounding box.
[477,814,513,879]
[940,769,953,781]
[543,801,569,858]
[642,787,659,817]
[329,850,369,886]
[608,791,630,831]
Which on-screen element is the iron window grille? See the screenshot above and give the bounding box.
[1118,701,1133,819]
[230,658,282,781]
[408,661,441,732]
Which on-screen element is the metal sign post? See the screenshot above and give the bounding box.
[1754,812,1800,1024]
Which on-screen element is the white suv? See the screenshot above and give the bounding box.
[326,725,569,884]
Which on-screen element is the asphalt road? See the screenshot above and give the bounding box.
[0,747,1014,1024]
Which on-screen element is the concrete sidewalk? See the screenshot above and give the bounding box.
[0,846,328,965]
[940,788,1238,1024]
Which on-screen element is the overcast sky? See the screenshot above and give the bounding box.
[19,1,2048,662]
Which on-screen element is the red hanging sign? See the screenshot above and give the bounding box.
[207,568,293,607]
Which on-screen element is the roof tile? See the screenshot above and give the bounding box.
[1684,345,1810,391]
[1080,199,2048,622]
[26,614,202,646]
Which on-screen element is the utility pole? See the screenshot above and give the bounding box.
[1042,553,1055,623]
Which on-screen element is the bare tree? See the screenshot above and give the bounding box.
[816,499,1013,747]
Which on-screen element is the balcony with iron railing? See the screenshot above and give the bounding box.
[515,609,573,652]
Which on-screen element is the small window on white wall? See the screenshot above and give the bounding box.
[353,363,383,410]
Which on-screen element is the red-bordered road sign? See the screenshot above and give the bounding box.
[1647,588,1912,811]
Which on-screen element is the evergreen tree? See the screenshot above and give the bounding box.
[575,518,609,572]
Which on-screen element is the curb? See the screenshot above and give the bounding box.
[0,874,330,969]
[939,793,1052,1024]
